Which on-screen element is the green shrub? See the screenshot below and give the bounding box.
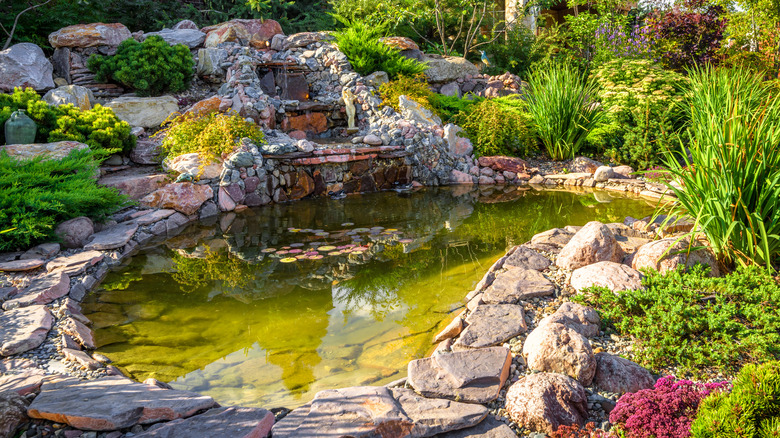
[0,87,134,156]
[662,66,780,268]
[429,93,482,124]
[526,63,602,160]
[156,111,265,162]
[692,361,780,438]
[0,148,128,251]
[587,59,687,169]
[87,36,194,97]
[378,74,433,112]
[481,26,547,79]
[454,96,536,158]
[576,265,780,377]
[333,18,426,80]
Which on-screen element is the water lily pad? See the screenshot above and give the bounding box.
[288,249,303,254]
[319,246,336,251]
[280,257,297,263]
[261,248,276,253]
[315,232,329,237]
[282,246,291,250]
[305,251,319,256]
[276,250,289,255]
[295,254,307,259]
[288,228,300,233]
[353,246,370,251]
[370,226,384,230]
[385,228,398,232]
[290,243,304,248]
[353,228,370,233]
[341,222,355,226]
[308,255,323,260]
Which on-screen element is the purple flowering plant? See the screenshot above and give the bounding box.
[593,22,656,64]
[609,376,730,438]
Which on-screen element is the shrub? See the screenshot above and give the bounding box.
[0,87,134,156]
[453,96,536,158]
[0,148,128,251]
[662,66,780,268]
[429,93,482,124]
[378,74,434,112]
[333,18,427,80]
[691,361,780,438]
[610,376,728,438]
[481,26,547,79]
[550,422,616,438]
[526,63,602,160]
[587,59,686,169]
[576,265,780,376]
[87,35,194,97]
[156,111,265,162]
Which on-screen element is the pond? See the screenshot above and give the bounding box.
[81,186,655,409]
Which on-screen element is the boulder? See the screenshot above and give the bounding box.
[135,406,274,438]
[556,221,624,270]
[593,166,614,182]
[531,228,574,248]
[570,261,643,293]
[612,165,634,178]
[142,28,206,49]
[570,156,602,174]
[49,23,132,48]
[399,95,442,126]
[505,373,588,433]
[477,156,528,175]
[450,169,474,185]
[84,221,138,251]
[504,245,551,271]
[1,141,88,160]
[365,71,390,88]
[185,96,226,117]
[537,303,600,338]
[440,82,461,98]
[98,168,169,200]
[391,387,488,437]
[632,237,720,276]
[0,305,53,356]
[202,19,284,49]
[105,96,178,128]
[593,352,655,394]
[0,43,54,91]
[522,322,596,385]
[363,134,383,146]
[423,54,480,83]
[482,266,555,303]
[55,216,94,249]
[196,48,228,77]
[2,273,69,310]
[407,347,511,404]
[130,139,163,165]
[173,20,199,30]
[167,153,222,180]
[43,85,95,110]
[0,392,28,438]
[435,416,516,438]
[285,32,327,49]
[379,36,420,51]
[140,183,214,216]
[453,304,527,349]
[27,376,217,430]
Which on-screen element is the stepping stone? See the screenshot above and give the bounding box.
[132,209,176,226]
[135,406,275,438]
[0,368,46,396]
[530,228,574,248]
[408,347,512,404]
[0,305,53,356]
[436,416,517,438]
[27,376,217,430]
[504,246,550,271]
[84,221,138,251]
[62,348,102,370]
[61,316,95,349]
[270,386,413,438]
[2,272,69,310]
[453,305,527,349]
[0,258,45,272]
[482,266,554,304]
[391,387,488,437]
[46,250,104,275]
[0,286,17,302]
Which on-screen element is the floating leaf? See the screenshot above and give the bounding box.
[261,248,276,253]
[290,243,304,248]
[288,249,303,254]
[277,250,289,255]
[280,257,297,263]
[319,246,336,251]
[341,222,355,226]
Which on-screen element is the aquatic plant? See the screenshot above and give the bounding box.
[526,63,603,160]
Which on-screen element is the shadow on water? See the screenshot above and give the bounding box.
[81,186,655,409]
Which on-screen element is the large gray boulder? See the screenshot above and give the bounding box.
[0,43,54,91]
[105,96,179,128]
[142,28,206,49]
[422,54,480,83]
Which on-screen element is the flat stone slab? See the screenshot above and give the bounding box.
[0,259,45,272]
[133,209,176,226]
[28,376,217,430]
[2,272,69,310]
[504,246,550,271]
[0,305,53,356]
[136,406,275,438]
[454,305,527,349]
[408,347,512,404]
[436,416,517,438]
[84,221,138,250]
[530,228,574,248]
[482,266,555,304]
[271,386,413,437]
[46,250,104,275]
[0,368,46,396]
[391,387,488,437]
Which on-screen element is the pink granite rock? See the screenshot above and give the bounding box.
[522,322,596,385]
[592,352,655,394]
[537,302,600,338]
[55,217,94,249]
[0,305,53,356]
[505,373,588,433]
[570,261,643,293]
[556,222,624,270]
[141,183,214,216]
[632,237,720,276]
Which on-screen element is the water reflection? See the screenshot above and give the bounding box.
[82,187,654,408]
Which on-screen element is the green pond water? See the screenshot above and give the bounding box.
[82,186,655,409]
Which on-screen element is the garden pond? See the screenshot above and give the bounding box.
[81,186,655,409]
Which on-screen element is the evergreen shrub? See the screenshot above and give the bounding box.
[156,111,265,162]
[454,96,536,158]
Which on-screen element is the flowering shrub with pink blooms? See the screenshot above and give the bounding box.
[610,376,729,438]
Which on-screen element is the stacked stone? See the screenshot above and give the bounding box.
[431,71,526,99]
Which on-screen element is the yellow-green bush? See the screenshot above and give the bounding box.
[379,74,434,112]
[454,96,536,158]
[156,111,265,162]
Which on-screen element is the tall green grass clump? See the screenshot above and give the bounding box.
[526,63,603,160]
[333,18,426,80]
[0,149,128,251]
[662,66,780,269]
